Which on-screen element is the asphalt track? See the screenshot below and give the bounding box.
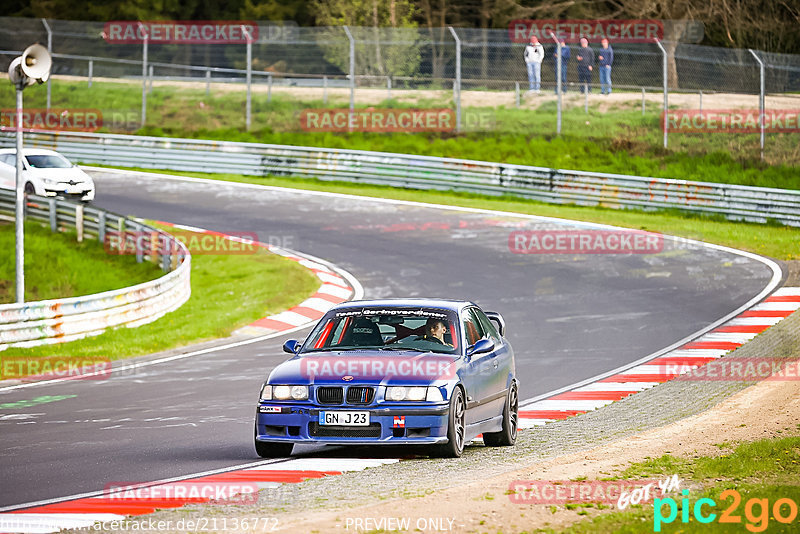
[0,170,778,509]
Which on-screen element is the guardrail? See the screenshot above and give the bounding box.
[0,188,190,350]
[2,130,799,226]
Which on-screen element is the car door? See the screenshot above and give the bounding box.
[472,307,512,416]
[461,308,496,425]
[0,154,15,189]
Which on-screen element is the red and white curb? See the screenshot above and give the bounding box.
[0,459,397,533]
[154,222,355,336]
[517,286,800,428]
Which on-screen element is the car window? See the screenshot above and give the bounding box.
[462,311,485,346]
[472,308,501,343]
[0,154,14,166]
[301,307,460,354]
[25,155,72,169]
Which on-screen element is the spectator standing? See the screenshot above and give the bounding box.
[576,37,594,93]
[552,37,570,93]
[598,38,614,94]
[524,35,544,93]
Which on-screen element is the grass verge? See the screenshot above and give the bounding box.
[104,167,800,261]
[0,221,161,303]
[548,434,800,533]
[0,224,320,364]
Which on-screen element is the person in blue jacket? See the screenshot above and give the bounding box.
[598,38,614,95]
[552,36,570,93]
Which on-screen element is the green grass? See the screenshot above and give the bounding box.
[0,221,161,303]
[0,224,320,365]
[546,435,800,534]
[107,167,800,261]
[1,79,798,186]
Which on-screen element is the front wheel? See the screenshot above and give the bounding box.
[483,381,518,447]
[24,182,35,195]
[431,387,466,458]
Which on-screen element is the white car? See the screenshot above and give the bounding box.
[0,148,95,202]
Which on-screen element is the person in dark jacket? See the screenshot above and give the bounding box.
[598,38,614,94]
[575,37,594,93]
[552,37,570,93]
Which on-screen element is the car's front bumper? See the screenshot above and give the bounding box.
[255,403,450,445]
[43,187,94,202]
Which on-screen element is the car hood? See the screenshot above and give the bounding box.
[27,167,91,183]
[267,351,461,386]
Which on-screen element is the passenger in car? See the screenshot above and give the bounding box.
[416,318,453,347]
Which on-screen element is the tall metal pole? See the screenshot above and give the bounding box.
[343,26,355,112]
[15,86,25,303]
[654,39,668,148]
[242,25,253,130]
[748,49,765,161]
[448,27,461,133]
[140,23,148,127]
[41,18,52,111]
[551,33,562,135]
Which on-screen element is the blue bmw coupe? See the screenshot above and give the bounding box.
[255,299,517,458]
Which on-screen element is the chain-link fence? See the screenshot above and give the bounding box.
[1,18,799,162]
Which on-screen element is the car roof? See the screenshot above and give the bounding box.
[329,298,474,313]
[0,148,64,156]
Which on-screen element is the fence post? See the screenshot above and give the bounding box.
[88,59,93,88]
[148,65,154,94]
[387,76,392,100]
[515,82,520,108]
[584,83,588,113]
[641,88,645,116]
[98,210,106,244]
[654,39,668,148]
[41,18,52,111]
[268,73,273,103]
[205,69,210,96]
[551,33,562,135]
[699,90,702,113]
[748,49,765,161]
[242,25,253,130]
[49,198,57,232]
[139,23,148,127]
[323,75,328,104]
[75,204,84,243]
[448,26,462,133]
[343,26,355,112]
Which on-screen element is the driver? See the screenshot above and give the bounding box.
[416,318,453,347]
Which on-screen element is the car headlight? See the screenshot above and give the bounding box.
[385,386,442,402]
[41,178,57,185]
[263,384,308,401]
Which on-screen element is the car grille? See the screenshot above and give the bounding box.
[309,422,382,438]
[346,386,374,405]
[316,386,343,404]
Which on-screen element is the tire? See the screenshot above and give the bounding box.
[254,424,293,458]
[431,387,466,458]
[24,182,35,195]
[483,381,518,447]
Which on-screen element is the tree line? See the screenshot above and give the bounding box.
[4,0,799,54]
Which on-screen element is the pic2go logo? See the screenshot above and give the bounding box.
[654,489,799,532]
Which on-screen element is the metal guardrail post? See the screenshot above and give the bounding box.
[49,198,56,231]
[448,26,461,133]
[654,39,668,148]
[148,65,154,94]
[343,26,355,112]
[584,83,588,113]
[323,75,328,104]
[699,90,702,113]
[268,73,272,103]
[387,76,391,100]
[242,25,253,131]
[88,59,93,88]
[41,18,52,111]
[515,82,520,108]
[139,23,148,127]
[205,69,210,96]
[641,88,645,116]
[75,204,84,242]
[748,49,766,161]
[98,210,106,243]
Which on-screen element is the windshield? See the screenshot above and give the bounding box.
[301,307,461,355]
[25,154,72,169]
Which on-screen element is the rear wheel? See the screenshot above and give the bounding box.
[431,387,466,458]
[483,381,518,447]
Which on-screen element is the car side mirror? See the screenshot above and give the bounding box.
[485,311,505,337]
[283,339,301,354]
[466,338,494,357]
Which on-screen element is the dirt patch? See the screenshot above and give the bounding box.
[274,369,800,533]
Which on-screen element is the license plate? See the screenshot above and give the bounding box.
[65,186,83,194]
[319,411,369,426]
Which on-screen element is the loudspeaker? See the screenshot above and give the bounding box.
[20,43,52,83]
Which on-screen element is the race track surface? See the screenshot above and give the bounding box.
[0,171,776,509]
